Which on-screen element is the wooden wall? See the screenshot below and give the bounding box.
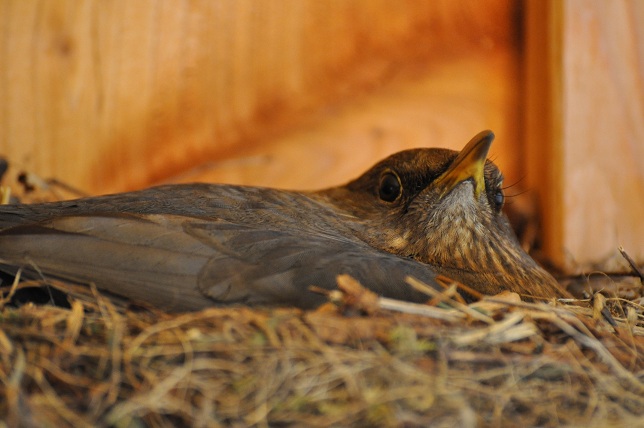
[524,0,643,270]
[0,0,641,270]
[0,0,521,193]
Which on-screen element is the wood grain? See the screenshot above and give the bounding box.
[162,50,522,192]
[0,0,519,194]
[525,0,644,269]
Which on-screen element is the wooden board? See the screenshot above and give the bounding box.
[162,50,522,193]
[524,0,644,270]
[0,0,520,194]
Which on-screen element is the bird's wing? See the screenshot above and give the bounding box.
[185,221,439,308]
[0,213,217,311]
[0,210,439,311]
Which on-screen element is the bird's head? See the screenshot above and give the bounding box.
[320,130,568,300]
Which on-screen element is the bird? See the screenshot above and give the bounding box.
[0,130,570,311]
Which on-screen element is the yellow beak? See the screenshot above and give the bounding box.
[434,130,494,198]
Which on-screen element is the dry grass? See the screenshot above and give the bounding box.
[1,275,643,428]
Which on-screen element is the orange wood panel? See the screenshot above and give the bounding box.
[0,0,520,195]
[164,50,522,194]
[524,0,643,269]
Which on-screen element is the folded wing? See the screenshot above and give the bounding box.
[0,185,441,310]
[187,221,439,308]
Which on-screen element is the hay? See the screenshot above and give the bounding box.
[1,276,643,427]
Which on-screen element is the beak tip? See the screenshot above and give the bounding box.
[475,130,495,147]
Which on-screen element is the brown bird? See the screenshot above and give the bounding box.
[0,131,569,311]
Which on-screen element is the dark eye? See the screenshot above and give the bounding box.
[494,189,504,210]
[378,172,402,202]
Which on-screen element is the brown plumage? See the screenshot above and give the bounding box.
[0,131,569,311]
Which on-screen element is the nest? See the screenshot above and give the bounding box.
[1,273,643,428]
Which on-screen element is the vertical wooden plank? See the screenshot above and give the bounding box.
[525,0,644,269]
[524,0,566,264]
[561,0,644,268]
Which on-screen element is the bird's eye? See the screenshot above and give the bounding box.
[494,189,504,210]
[378,172,402,202]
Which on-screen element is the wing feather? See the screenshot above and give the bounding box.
[187,222,439,308]
[0,187,443,311]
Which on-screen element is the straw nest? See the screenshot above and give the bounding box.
[1,272,642,428]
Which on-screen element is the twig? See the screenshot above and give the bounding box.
[406,276,495,324]
[451,312,537,345]
[618,246,644,283]
[377,297,464,322]
[549,314,644,395]
[436,274,484,301]
[0,267,21,309]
